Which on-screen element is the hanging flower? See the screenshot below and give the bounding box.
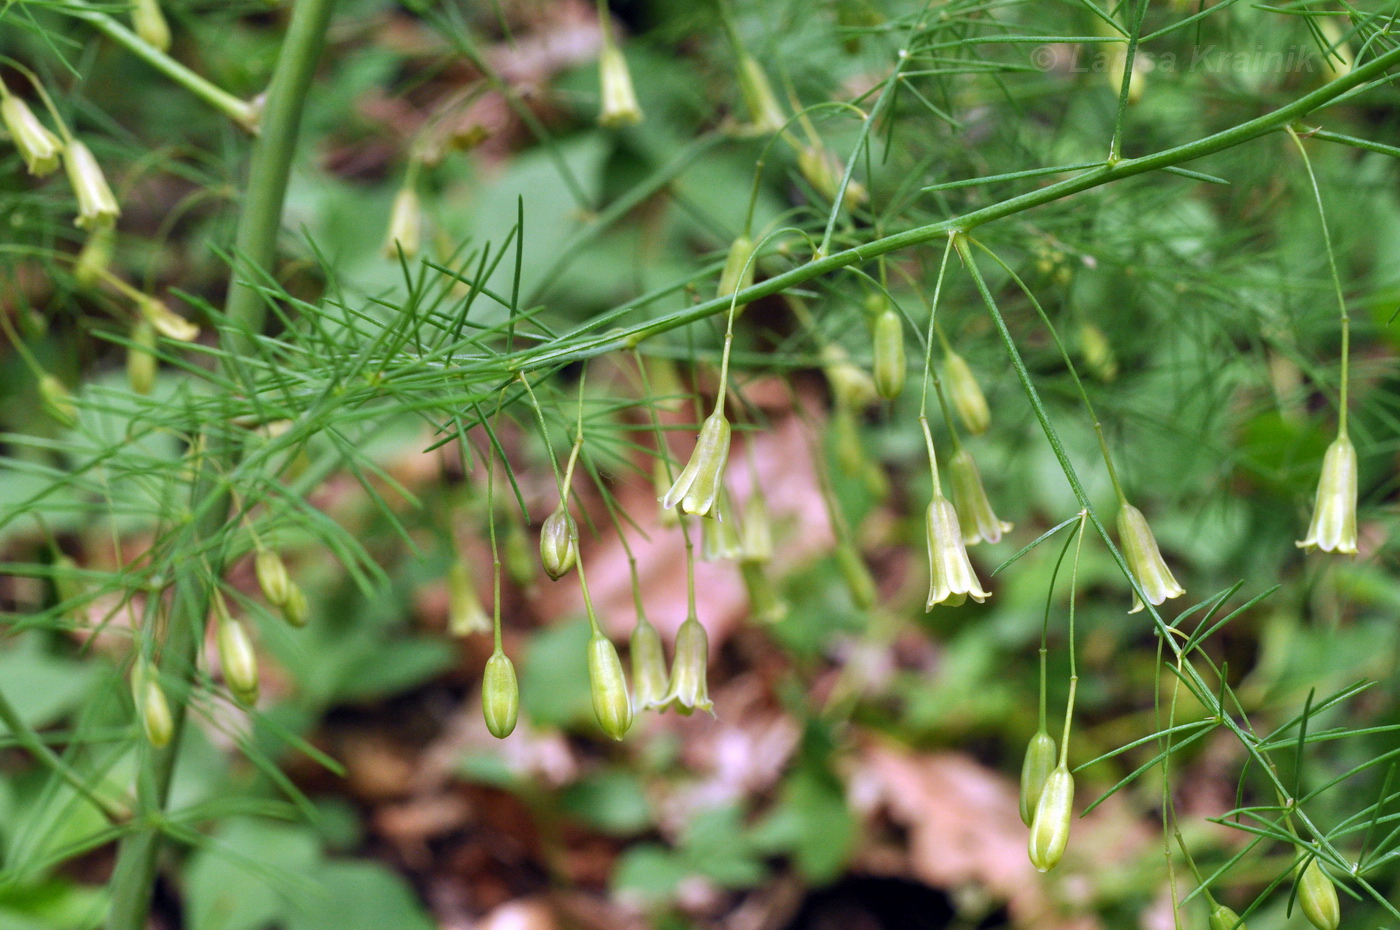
[1,93,62,177]
[948,448,1013,545]
[660,411,730,517]
[660,616,713,715]
[735,54,786,135]
[943,351,990,435]
[597,44,644,127]
[925,493,989,608]
[1296,433,1357,554]
[587,632,633,739]
[1117,502,1184,613]
[382,185,422,259]
[630,617,670,712]
[65,140,120,230]
[482,649,519,739]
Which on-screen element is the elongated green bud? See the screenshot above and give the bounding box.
[836,541,877,611]
[1297,433,1357,555]
[587,632,633,739]
[739,559,788,623]
[630,617,670,712]
[796,144,866,211]
[448,560,491,636]
[926,494,990,608]
[1027,764,1074,872]
[137,294,200,342]
[38,373,77,427]
[741,490,772,563]
[131,661,173,748]
[382,185,422,259]
[1297,859,1339,930]
[127,319,157,395]
[132,0,171,52]
[949,448,1013,546]
[75,226,114,286]
[872,309,905,400]
[255,548,291,607]
[281,581,308,627]
[1117,502,1184,613]
[735,54,786,134]
[540,506,579,579]
[943,352,989,435]
[504,519,536,587]
[1078,322,1118,381]
[597,44,643,127]
[65,140,120,230]
[822,345,878,411]
[1,93,62,177]
[1209,903,1245,930]
[216,615,259,707]
[1018,730,1057,827]
[831,407,864,476]
[660,616,713,715]
[661,411,731,517]
[717,235,757,304]
[482,650,519,738]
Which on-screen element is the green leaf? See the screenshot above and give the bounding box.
[560,771,652,836]
[285,861,434,930]
[184,818,322,930]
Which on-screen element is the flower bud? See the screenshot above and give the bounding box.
[74,226,114,286]
[127,319,157,395]
[926,494,990,608]
[216,615,259,707]
[38,373,77,427]
[255,547,291,607]
[661,411,731,517]
[943,352,989,435]
[741,490,772,563]
[597,44,643,127]
[1297,858,1339,930]
[1028,764,1074,872]
[1117,502,1184,613]
[587,632,633,739]
[132,0,172,52]
[1209,903,1245,930]
[281,581,308,628]
[661,617,713,716]
[1078,322,1118,381]
[822,345,878,411]
[831,407,864,476]
[1296,433,1357,555]
[1018,730,1057,827]
[504,519,536,587]
[382,185,422,259]
[1,93,62,177]
[64,140,120,230]
[482,649,519,738]
[448,560,491,636]
[736,54,786,134]
[716,234,756,304]
[137,294,199,342]
[540,506,579,579]
[872,309,905,400]
[739,560,788,623]
[630,617,669,712]
[949,448,1013,545]
[797,144,866,211]
[132,662,173,748]
[836,541,877,611]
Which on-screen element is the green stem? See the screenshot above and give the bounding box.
[105,0,337,923]
[62,1,259,132]
[516,41,1400,371]
[1285,126,1350,436]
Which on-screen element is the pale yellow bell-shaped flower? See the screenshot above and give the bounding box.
[597,44,643,127]
[735,54,786,135]
[65,140,120,230]
[132,0,172,52]
[1117,502,1184,613]
[629,617,670,712]
[1,94,62,177]
[948,447,1012,545]
[925,493,989,608]
[382,185,422,259]
[1297,433,1357,555]
[660,616,713,716]
[661,411,730,517]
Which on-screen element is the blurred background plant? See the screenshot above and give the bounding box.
[2,0,1400,927]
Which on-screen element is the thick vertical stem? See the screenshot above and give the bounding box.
[105,0,337,926]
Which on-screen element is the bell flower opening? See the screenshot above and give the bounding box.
[1117,502,1184,613]
[1,94,63,177]
[65,140,120,230]
[660,411,731,517]
[1296,432,1357,554]
[925,494,990,609]
[660,616,714,716]
[948,447,1013,545]
[598,45,644,127]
